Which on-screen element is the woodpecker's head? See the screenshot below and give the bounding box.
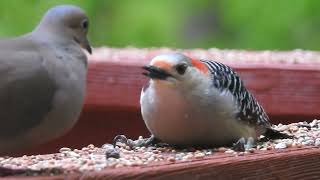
[143,53,210,88]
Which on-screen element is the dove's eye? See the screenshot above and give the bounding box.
[81,19,88,29]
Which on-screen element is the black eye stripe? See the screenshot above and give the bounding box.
[175,64,188,75]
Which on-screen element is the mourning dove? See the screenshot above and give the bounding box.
[0,5,91,153]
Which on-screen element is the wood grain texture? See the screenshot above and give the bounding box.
[2,48,320,179]
[85,48,320,118]
[4,176,62,180]
[11,48,320,155]
[75,147,320,180]
[5,147,320,180]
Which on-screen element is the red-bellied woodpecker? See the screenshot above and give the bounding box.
[136,52,290,151]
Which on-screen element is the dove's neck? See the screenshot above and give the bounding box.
[30,26,74,47]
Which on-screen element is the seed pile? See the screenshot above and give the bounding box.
[0,120,319,176]
[271,119,320,148]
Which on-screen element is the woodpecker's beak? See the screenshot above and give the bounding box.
[142,65,172,80]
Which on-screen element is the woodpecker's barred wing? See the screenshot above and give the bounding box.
[200,59,271,127]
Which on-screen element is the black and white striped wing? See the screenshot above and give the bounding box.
[200,59,271,127]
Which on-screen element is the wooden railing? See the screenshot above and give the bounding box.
[18,47,320,155]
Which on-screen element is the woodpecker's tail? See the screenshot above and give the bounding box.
[261,128,294,142]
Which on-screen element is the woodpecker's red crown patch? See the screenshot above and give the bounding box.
[191,59,208,74]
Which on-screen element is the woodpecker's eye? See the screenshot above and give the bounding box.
[81,19,89,29]
[175,64,188,75]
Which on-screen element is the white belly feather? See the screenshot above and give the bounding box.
[140,81,257,146]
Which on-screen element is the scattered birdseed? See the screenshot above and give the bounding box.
[315,138,320,146]
[224,149,235,154]
[275,142,287,149]
[247,148,255,153]
[59,147,71,153]
[0,120,319,177]
[217,147,228,152]
[105,144,120,159]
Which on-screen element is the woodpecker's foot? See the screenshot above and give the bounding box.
[261,128,294,142]
[143,135,163,146]
[113,135,163,149]
[232,137,255,152]
[113,135,134,148]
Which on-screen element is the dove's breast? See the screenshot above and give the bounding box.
[22,44,88,146]
[0,42,88,153]
[47,45,87,137]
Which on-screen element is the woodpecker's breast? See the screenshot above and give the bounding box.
[140,80,257,146]
[140,81,189,140]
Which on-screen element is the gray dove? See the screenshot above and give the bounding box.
[0,5,91,154]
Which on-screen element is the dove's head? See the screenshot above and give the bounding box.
[36,5,92,54]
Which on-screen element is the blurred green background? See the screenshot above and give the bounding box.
[0,0,319,50]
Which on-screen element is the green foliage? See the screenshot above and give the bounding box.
[0,0,319,50]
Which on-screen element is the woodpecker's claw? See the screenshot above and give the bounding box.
[144,135,162,146]
[113,135,130,148]
[232,137,255,152]
[113,135,138,149]
[113,135,163,149]
[262,128,294,141]
[232,138,245,152]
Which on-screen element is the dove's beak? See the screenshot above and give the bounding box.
[74,36,92,54]
[80,38,92,54]
[82,42,92,54]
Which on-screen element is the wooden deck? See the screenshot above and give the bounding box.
[5,147,320,180]
[2,48,320,179]
[18,47,320,155]
[78,147,320,180]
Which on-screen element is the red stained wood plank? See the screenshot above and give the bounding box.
[2,48,320,179]
[5,147,320,180]
[75,147,320,180]
[85,48,320,118]
[13,48,320,155]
